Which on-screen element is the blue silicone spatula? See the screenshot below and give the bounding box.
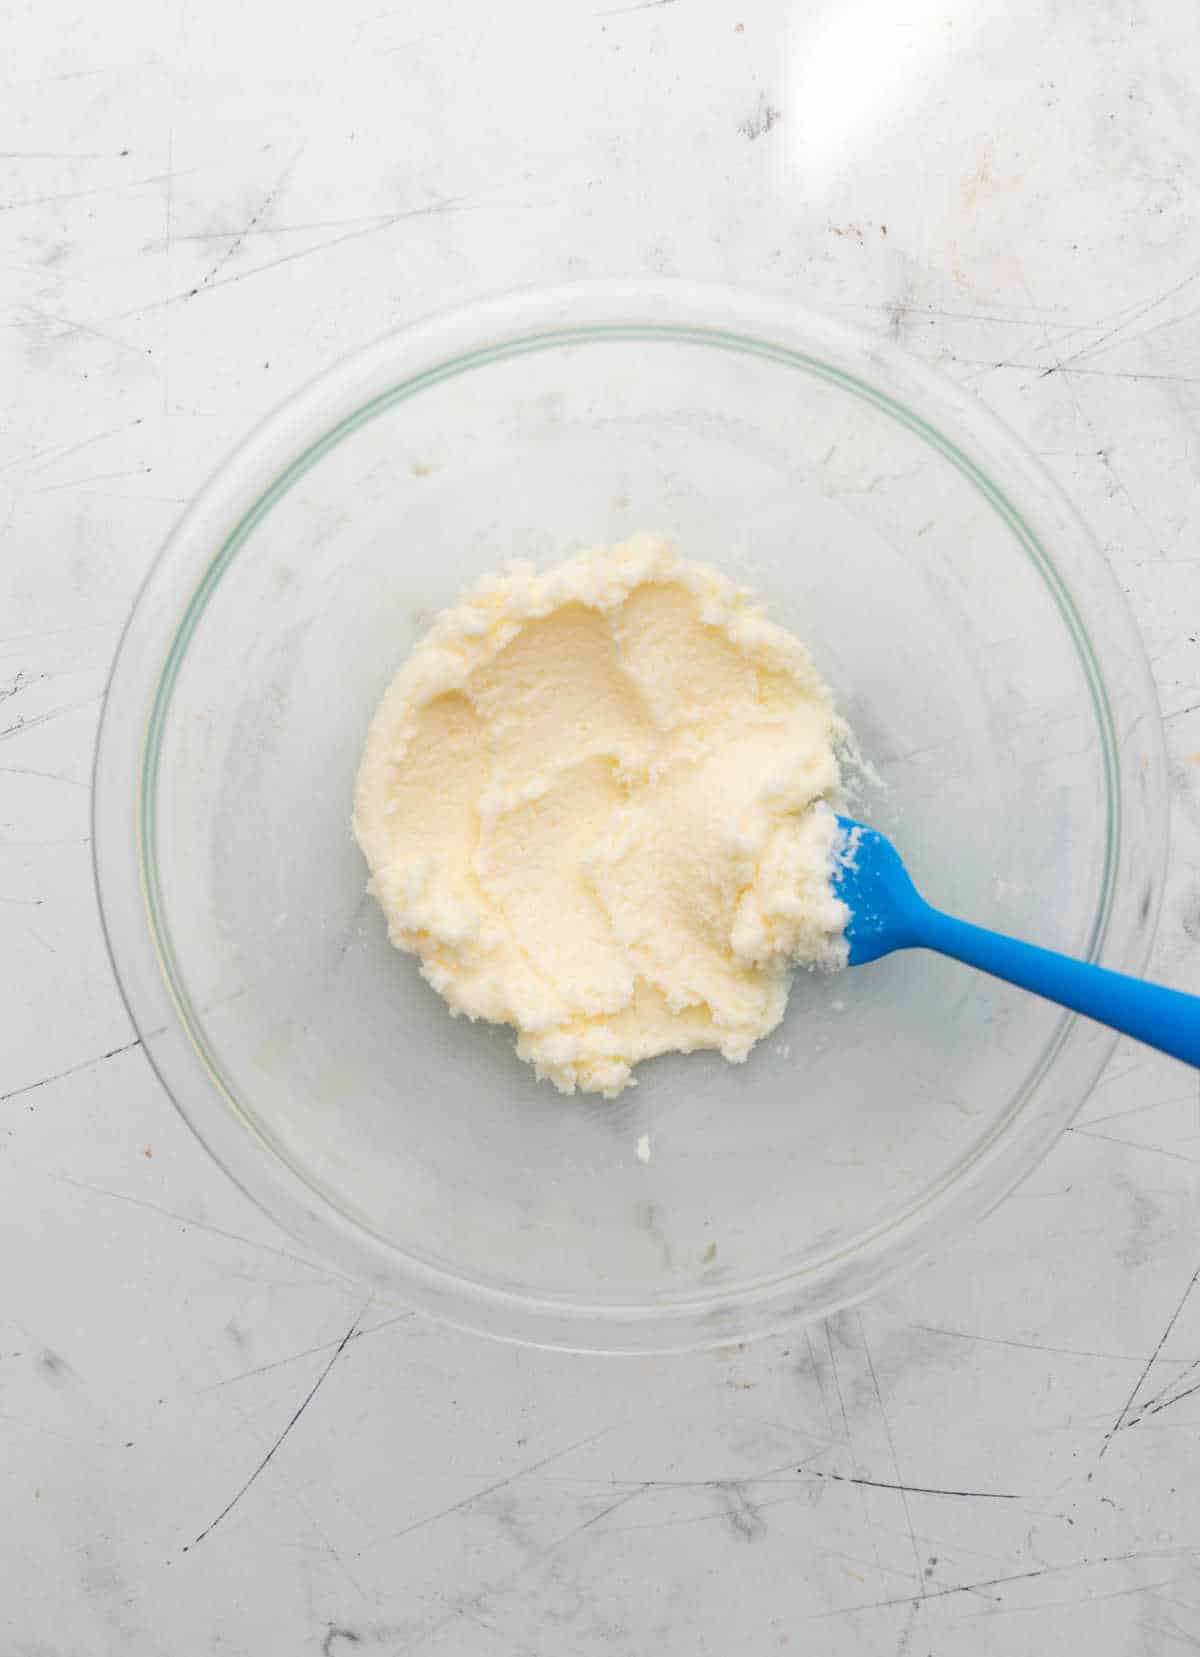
[834,816,1200,1068]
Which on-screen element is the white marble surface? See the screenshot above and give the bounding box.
[4,1,1200,1651]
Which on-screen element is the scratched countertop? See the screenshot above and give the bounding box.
[4,2,1200,1652]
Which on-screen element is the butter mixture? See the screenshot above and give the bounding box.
[353,536,849,1095]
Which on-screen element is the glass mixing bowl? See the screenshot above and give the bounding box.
[93,283,1167,1352]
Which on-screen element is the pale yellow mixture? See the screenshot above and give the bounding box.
[353,535,849,1095]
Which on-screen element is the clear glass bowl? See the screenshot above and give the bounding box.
[93,283,1167,1352]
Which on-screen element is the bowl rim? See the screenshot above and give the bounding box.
[92,279,1169,1352]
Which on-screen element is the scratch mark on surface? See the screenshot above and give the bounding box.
[22,922,57,955]
[0,168,198,213]
[1070,1127,1200,1167]
[170,212,406,241]
[1100,1262,1200,1456]
[915,356,1200,384]
[838,298,1076,328]
[0,695,103,744]
[1039,265,1200,374]
[801,1326,840,1442]
[950,1577,1180,1623]
[305,1512,373,1610]
[0,419,144,478]
[1092,1059,1151,1093]
[113,198,473,320]
[1048,365,1200,385]
[860,1316,924,1598]
[812,1470,1020,1500]
[1133,1375,1200,1427]
[21,304,146,357]
[825,1320,888,1598]
[0,834,90,847]
[823,1326,856,1466]
[1128,1351,1200,1420]
[186,1303,370,1549]
[0,149,131,159]
[1086,288,1200,363]
[0,618,122,647]
[377,1427,615,1546]
[0,1039,141,1103]
[385,1484,650,1657]
[537,1446,833,1492]
[37,1167,353,1282]
[806,1550,1200,1618]
[199,1311,415,1389]
[34,468,153,494]
[1083,1090,1199,1127]
[212,1368,374,1607]
[388,1479,886,1655]
[86,491,188,506]
[195,151,302,291]
[546,1486,645,1547]
[0,765,89,788]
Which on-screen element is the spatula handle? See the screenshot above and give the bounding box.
[912,906,1200,1068]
